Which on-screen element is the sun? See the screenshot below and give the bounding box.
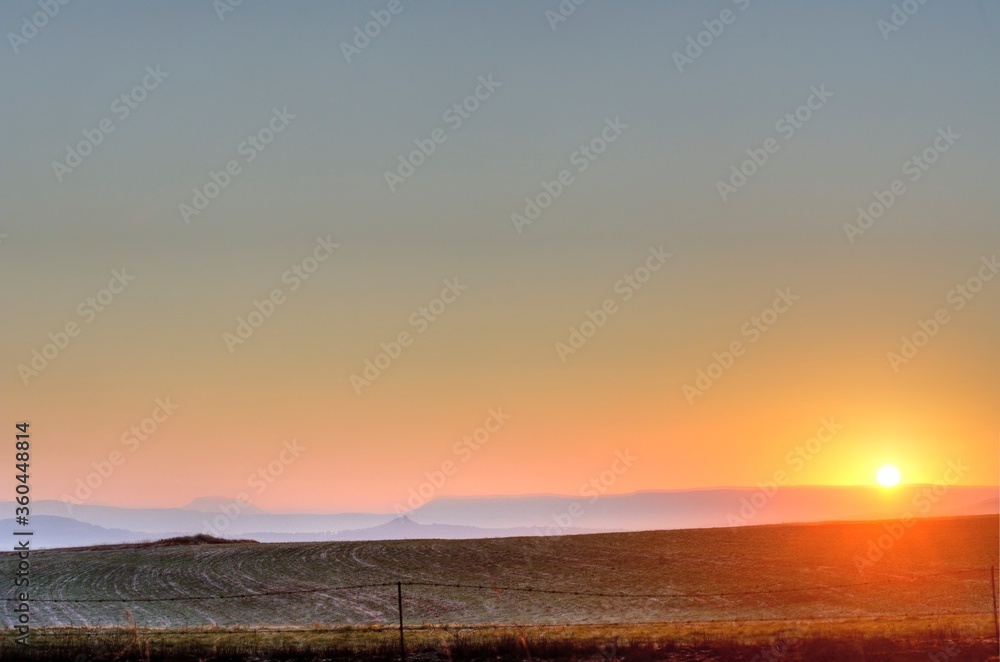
[876,464,901,487]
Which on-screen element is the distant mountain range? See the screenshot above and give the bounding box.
[246,515,584,543]
[0,514,570,549]
[0,516,149,549]
[407,485,1000,530]
[6,485,997,549]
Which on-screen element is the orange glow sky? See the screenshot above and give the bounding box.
[2,2,997,512]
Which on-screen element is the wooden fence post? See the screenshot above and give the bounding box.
[397,581,406,662]
[991,566,999,648]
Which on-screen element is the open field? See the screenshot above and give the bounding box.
[1,515,998,659]
[3,515,996,627]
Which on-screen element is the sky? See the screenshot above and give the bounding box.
[2,1,998,513]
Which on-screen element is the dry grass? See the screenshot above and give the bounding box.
[2,615,997,661]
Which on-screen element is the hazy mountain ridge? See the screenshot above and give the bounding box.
[9,485,997,549]
[0,516,156,549]
[9,514,593,549]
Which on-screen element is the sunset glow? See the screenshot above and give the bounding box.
[876,465,901,488]
[0,2,995,516]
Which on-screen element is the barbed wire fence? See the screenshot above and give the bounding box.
[4,566,999,660]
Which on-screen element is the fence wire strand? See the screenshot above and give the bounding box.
[6,567,990,604]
